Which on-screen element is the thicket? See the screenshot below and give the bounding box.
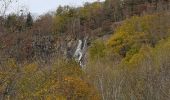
[87,13,170,100]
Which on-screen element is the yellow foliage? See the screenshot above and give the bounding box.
[5,58,17,71]
[23,63,38,73]
[4,59,101,100]
[126,45,153,70]
[89,40,106,60]
[107,14,170,60]
[46,95,66,100]
[61,76,101,100]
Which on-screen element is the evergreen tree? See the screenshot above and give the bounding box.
[26,12,33,27]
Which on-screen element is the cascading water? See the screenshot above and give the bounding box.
[74,38,87,67]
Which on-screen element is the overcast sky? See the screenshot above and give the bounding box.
[7,0,104,15]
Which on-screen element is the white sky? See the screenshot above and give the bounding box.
[7,0,104,15]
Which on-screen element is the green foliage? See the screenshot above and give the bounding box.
[6,14,17,26]
[5,14,18,31]
[5,13,26,32]
[89,40,106,61]
[53,2,104,35]
[53,6,78,34]
[53,15,68,34]
[26,12,33,28]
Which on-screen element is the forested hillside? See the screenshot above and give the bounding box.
[0,0,170,100]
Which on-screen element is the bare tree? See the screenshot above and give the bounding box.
[0,0,18,16]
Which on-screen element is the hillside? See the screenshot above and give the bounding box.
[0,0,170,100]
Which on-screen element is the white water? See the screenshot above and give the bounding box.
[74,38,87,67]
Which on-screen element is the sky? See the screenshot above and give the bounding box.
[7,0,104,15]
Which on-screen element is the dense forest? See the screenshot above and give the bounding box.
[0,0,170,100]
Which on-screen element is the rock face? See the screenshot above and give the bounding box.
[73,37,88,67]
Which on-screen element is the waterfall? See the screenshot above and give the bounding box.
[74,38,87,67]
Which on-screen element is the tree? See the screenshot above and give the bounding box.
[107,14,170,58]
[5,13,25,32]
[104,0,124,21]
[26,12,33,28]
[0,0,18,16]
[5,14,18,31]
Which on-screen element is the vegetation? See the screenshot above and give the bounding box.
[0,59,101,99]
[0,0,170,99]
[87,36,170,100]
[107,13,170,59]
[86,13,170,100]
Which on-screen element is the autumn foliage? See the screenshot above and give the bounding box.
[0,0,170,99]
